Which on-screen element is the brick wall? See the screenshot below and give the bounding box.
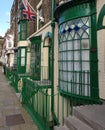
[10,0,60,43]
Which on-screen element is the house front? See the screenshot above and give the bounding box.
[8,0,105,129]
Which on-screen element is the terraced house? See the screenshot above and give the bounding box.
[4,0,105,129]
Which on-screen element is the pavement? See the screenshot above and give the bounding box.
[0,67,39,130]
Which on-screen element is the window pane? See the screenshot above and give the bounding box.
[63,52,66,60]
[68,62,73,71]
[21,48,25,57]
[74,40,80,50]
[67,51,72,60]
[22,31,26,39]
[82,50,89,61]
[68,72,73,81]
[67,41,72,50]
[21,58,25,66]
[63,62,67,70]
[74,51,80,60]
[74,62,80,71]
[81,39,89,49]
[82,62,90,71]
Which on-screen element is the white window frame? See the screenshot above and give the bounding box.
[36,0,43,30]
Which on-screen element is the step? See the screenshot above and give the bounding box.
[64,116,93,130]
[73,105,105,130]
[54,125,69,130]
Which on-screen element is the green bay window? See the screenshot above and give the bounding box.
[18,20,28,41]
[59,17,90,96]
[55,0,99,101]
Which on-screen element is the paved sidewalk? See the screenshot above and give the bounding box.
[0,67,39,130]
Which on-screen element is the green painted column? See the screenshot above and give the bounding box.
[51,0,55,116]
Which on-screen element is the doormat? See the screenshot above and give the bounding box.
[6,114,25,126]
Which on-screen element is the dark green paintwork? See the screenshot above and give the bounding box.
[97,4,105,30]
[54,0,99,103]
[18,20,28,41]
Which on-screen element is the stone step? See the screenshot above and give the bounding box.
[64,116,94,130]
[54,125,69,130]
[73,105,105,130]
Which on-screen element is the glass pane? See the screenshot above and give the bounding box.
[82,25,88,31]
[60,34,64,42]
[65,22,69,30]
[74,72,80,83]
[18,33,20,41]
[60,25,64,33]
[82,32,89,38]
[67,41,72,50]
[78,28,83,36]
[82,62,90,71]
[70,30,75,38]
[68,62,73,71]
[68,83,72,92]
[81,39,89,49]
[74,40,80,50]
[67,51,72,60]
[74,62,80,71]
[68,33,72,40]
[74,51,80,60]
[65,32,69,40]
[63,62,67,70]
[82,50,89,61]
[21,48,25,57]
[63,71,67,81]
[63,82,68,91]
[63,42,67,50]
[63,52,66,60]
[74,33,80,40]
[18,24,20,32]
[21,57,25,66]
[82,17,89,25]
[70,22,75,29]
[68,72,73,81]
[78,19,84,27]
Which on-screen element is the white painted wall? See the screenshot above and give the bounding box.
[97,0,105,99]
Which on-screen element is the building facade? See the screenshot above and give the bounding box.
[6,0,105,129]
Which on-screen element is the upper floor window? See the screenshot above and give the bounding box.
[18,20,28,41]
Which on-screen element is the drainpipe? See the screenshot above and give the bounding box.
[51,0,55,122]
